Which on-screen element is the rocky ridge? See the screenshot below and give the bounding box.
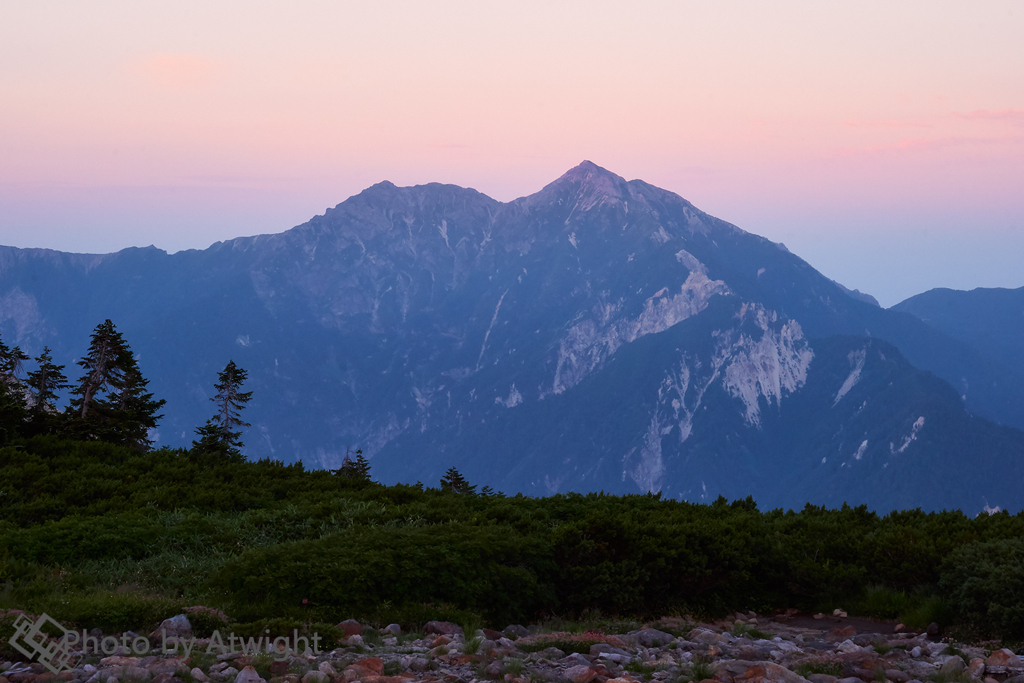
[3,613,1022,683]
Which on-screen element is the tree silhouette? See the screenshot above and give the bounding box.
[336,449,371,482]
[193,360,252,459]
[440,466,476,494]
[25,347,70,435]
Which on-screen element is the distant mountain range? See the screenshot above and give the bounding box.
[1,161,1022,512]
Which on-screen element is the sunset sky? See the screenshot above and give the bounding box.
[1,1,1022,306]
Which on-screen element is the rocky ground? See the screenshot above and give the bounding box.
[4,612,1024,683]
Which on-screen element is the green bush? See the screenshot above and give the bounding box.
[940,538,1024,637]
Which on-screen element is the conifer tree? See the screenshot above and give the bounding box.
[0,335,30,441]
[68,319,164,448]
[25,347,70,435]
[336,449,371,482]
[70,319,129,420]
[193,360,252,459]
[109,360,165,449]
[440,466,476,494]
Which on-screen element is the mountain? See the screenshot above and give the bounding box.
[2,161,1023,512]
[892,286,1024,384]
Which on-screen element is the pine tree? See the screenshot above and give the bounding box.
[0,335,30,441]
[68,319,164,448]
[25,347,70,435]
[439,466,476,494]
[192,360,252,459]
[109,359,165,450]
[336,449,371,482]
[70,319,129,420]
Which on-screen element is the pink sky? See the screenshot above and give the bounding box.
[1,1,1022,306]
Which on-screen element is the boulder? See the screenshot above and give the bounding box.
[736,663,810,683]
[969,660,986,679]
[121,666,151,683]
[504,625,530,638]
[381,624,401,636]
[190,669,209,683]
[635,629,676,648]
[300,673,328,683]
[337,620,363,637]
[563,666,596,683]
[987,650,1024,671]
[424,621,463,636]
[150,616,192,641]
[940,658,966,675]
[235,668,265,683]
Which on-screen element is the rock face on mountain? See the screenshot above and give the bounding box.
[1,161,1022,512]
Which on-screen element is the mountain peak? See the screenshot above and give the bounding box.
[524,161,631,208]
[557,160,627,190]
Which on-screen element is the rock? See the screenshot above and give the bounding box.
[940,657,966,675]
[407,658,429,673]
[836,641,862,654]
[986,649,1024,670]
[635,629,675,648]
[852,634,885,646]
[382,624,401,636]
[968,659,985,679]
[830,627,857,640]
[893,624,906,634]
[235,668,265,683]
[300,673,328,683]
[345,659,383,680]
[337,620,363,638]
[926,623,939,637]
[833,610,848,618]
[122,666,151,682]
[316,663,336,678]
[885,670,909,683]
[145,662,177,677]
[691,630,728,646]
[807,676,837,683]
[735,647,768,661]
[345,635,364,648]
[190,669,209,683]
[150,616,192,641]
[483,661,503,680]
[736,662,809,683]
[430,635,451,647]
[563,666,596,683]
[268,663,288,678]
[505,625,530,638]
[218,668,238,682]
[424,621,463,637]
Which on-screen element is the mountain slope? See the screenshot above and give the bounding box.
[893,286,1024,382]
[1,161,1022,512]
